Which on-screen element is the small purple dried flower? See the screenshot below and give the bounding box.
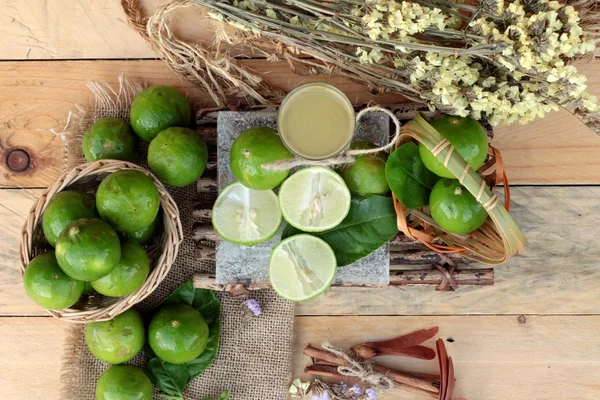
[339,382,349,393]
[312,390,330,400]
[365,388,377,400]
[349,384,363,396]
[242,299,262,316]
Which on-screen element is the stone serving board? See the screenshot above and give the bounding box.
[215,111,390,286]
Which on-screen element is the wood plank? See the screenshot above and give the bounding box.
[2,316,599,400]
[0,60,403,188]
[0,0,152,59]
[0,317,64,400]
[299,186,600,315]
[2,186,599,316]
[294,315,600,399]
[2,60,600,188]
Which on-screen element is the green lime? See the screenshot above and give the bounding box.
[119,217,158,246]
[130,86,191,143]
[230,127,294,190]
[82,118,138,162]
[419,115,488,179]
[95,365,152,400]
[55,218,121,281]
[337,141,389,195]
[42,191,98,247]
[148,303,209,364]
[212,182,282,246]
[23,251,84,310]
[91,242,150,297]
[278,167,351,232]
[429,179,488,234]
[269,234,336,302]
[85,309,145,364]
[96,170,160,233]
[147,127,208,187]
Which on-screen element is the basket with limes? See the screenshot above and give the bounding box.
[389,114,526,264]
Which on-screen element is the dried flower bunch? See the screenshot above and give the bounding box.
[192,0,600,132]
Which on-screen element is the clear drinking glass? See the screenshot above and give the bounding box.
[277,82,355,160]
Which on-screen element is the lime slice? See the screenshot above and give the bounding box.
[269,234,336,302]
[212,182,282,246]
[278,167,351,232]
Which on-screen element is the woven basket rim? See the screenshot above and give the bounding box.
[19,159,184,323]
[392,114,526,264]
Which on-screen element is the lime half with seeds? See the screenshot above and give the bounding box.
[278,167,351,232]
[212,182,282,246]
[269,234,336,302]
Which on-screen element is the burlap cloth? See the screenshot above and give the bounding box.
[60,77,295,400]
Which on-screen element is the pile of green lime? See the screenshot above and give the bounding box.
[24,170,160,310]
[80,290,213,398]
[82,85,208,188]
[386,114,490,235]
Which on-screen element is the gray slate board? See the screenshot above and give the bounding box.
[216,111,390,286]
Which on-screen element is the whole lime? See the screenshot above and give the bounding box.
[55,218,121,281]
[337,141,389,195]
[429,179,488,235]
[148,303,209,364]
[147,127,208,187]
[42,191,98,247]
[119,217,157,246]
[230,127,294,190]
[91,242,150,297]
[96,170,160,233]
[23,251,84,310]
[130,86,191,143]
[95,365,152,400]
[85,309,145,364]
[419,115,488,179]
[82,118,137,162]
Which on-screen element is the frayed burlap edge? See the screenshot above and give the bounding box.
[60,324,86,400]
[64,75,144,171]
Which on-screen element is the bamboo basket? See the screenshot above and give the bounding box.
[19,160,183,323]
[394,114,526,264]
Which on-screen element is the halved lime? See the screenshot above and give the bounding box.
[269,234,336,302]
[278,167,351,232]
[212,182,282,246]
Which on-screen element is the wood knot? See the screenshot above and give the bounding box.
[518,315,527,324]
[6,149,30,172]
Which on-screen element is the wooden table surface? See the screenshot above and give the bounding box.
[2,2,600,399]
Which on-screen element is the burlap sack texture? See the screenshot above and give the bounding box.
[60,76,295,400]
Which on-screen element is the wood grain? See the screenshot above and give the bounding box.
[0,317,65,400]
[296,186,600,316]
[2,186,599,316]
[2,60,600,188]
[0,60,403,188]
[294,315,600,399]
[2,316,599,400]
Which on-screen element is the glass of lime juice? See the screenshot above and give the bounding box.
[278,82,355,160]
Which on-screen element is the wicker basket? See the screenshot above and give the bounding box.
[393,114,526,264]
[19,160,183,323]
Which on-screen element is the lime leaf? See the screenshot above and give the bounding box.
[282,195,398,266]
[146,280,221,397]
[385,142,439,208]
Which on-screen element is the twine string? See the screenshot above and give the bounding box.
[321,342,395,390]
[261,106,401,171]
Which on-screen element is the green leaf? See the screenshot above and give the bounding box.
[147,358,187,398]
[282,195,398,266]
[385,142,439,208]
[147,280,221,397]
